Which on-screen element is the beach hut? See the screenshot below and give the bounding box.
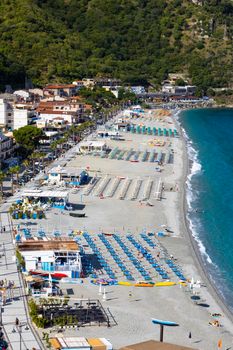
[165,151,171,164]
[142,126,146,134]
[136,125,141,134]
[149,151,155,162]
[153,127,157,135]
[147,127,151,135]
[156,151,163,164]
[130,125,135,133]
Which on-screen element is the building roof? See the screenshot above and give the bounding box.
[38,110,76,116]
[45,84,76,89]
[21,189,68,198]
[119,340,197,350]
[18,238,79,252]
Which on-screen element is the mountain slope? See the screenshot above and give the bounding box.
[0,0,232,91]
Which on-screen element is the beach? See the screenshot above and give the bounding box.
[14,108,233,348]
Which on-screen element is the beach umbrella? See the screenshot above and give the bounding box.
[98,283,102,295]
[102,288,106,301]
[190,277,194,290]
[152,318,179,342]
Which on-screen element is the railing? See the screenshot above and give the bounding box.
[55,264,80,272]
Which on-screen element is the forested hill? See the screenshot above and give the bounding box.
[0,0,232,92]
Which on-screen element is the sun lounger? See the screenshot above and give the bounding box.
[118,178,132,199]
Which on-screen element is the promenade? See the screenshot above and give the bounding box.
[0,201,42,350]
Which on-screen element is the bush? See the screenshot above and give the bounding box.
[16,249,25,269]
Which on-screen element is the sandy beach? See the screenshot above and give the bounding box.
[15,108,233,349]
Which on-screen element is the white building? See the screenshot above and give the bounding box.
[13,90,30,100]
[174,85,196,95]
[18,239,82,278]
[0,99,36,130]
[0,98,12,127]
[162,84,175,94]
[102,86,120,98]
[0,132,14,166]
[12,102,37,130]
[36,112,74,125]
[130,86,146,94]
[72,80,85,89]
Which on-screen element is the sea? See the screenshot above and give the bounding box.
[177,108,233,313]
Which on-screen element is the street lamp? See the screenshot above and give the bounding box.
[17,323,22,350]
[0,294,3,326]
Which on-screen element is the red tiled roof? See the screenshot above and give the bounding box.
[38,110,76,115]
[84,104,92,110]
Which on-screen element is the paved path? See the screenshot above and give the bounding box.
[0,204,43,350]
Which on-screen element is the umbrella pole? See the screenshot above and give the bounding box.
[160,325,164,342]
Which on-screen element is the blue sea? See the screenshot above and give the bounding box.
[178,108,233,312]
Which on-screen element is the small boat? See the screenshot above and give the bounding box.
[178,281,187,287]
[134,281,154,287]
[155,281,176,287]
[69,212,86,217]
[118,281,133,286]
[29,271,68,279]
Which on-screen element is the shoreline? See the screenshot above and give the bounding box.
[9,107,233,348]
[176,109,233,325]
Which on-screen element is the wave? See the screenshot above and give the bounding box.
[176,113,215,266]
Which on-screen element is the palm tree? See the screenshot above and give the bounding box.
[0,171,6,199]
[29,152,39,175]
[23,159,30,170]
[38,152,46,168]
[8,166,19,194]
[51,140,59,158]
[14,165,20,187]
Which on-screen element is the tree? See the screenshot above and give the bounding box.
[23,159,30,170]
[50,140,59,158]
[14,165,20,186]
[176,78,186,86]
[13,126,44,153]
[29,152,40,175]
[0,171,6,198]
[8,166,19,194]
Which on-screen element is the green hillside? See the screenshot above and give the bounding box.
[0,0,232,92]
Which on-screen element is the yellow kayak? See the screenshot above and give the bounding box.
[179,281,187,287]
[118,281,134,286]
[134,281,154,287]
[155,281,176,287]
